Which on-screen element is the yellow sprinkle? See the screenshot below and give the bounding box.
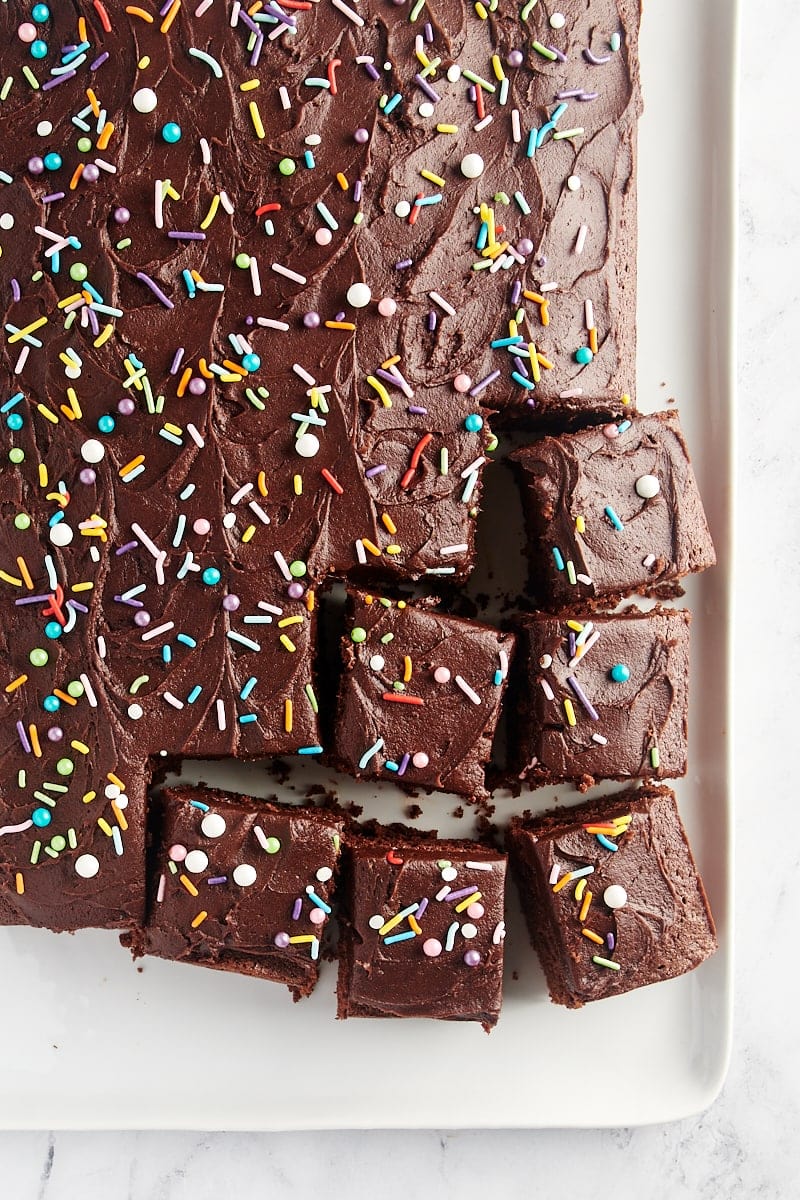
[120,455,145,477]
[36,404,58,425]
[160,0,181,33]
[5,675,27,693]
[180,874,199,897]
[191,910,208,928]
[293,474,302,496]
[241,524,256,543]
[475,2,488,18]
[8,316,48,344]
[325,320,356,331]
[381,513,397,535]
[366,376,392,407]
[361,538,380,556]
[575,515,586,534]
[78,16,88,41]
[164,182,181,201]
[408,915,422,935]
[336,172,349,190]
[199,194,220,230]
[111,801,129,831]
[97,818,113,837]
[97,121,114,150]
[240,79,260,91]
[436,123,459,134]
[163,422,182,435]
[16,557,33,590]
[279,634,296,653]
[385,545,402,554]
[288,935,315,944]
[284,698,293,733]
[248,100,266,139]
[65,386,80,417]
[582,928,604,945]
[575,878,586,902]
[278,615,303,628]
[563,698,576,727]
[82,791,96,804]
[552,871,574,894]
[21,66,39,90]
[403,655,412,683]
[621,393,631,407]
[491,53,505,80]
[71,740,90,755]
[455,891,481,913]
[94,323,114,348]
[28,724,42,758]
[509,319,518,338]
[420,169,445,187]
[379,909,413,936]
[589,326,598,354]
[107,772,126,791]
[579,889,592,922]
[58,293,82,309]
[0,571,23,587]
[566,620,584,632]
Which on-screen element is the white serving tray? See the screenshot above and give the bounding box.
[0,0,736,1129]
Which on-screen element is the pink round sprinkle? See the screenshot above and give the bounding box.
[453,373,472,393]
[193,518,211,535]
[134,610,151,627]
[47,726,64,742]
[113,206,131,224]
[18,22,37,42]
[188,377,207,395]
[463,950,481,967]
[78,468,96,485]
[287,582,304,600]
[412,752,429,769]
[507,49,524,67]
[169,844,187,862]
[433,666,451,684]
[303,311,321,328]
[354,127,370,144]
[517,238,534,256]
[309,908,326,925]
[28,157,45,175]
[377,297,397,317]
[222,593,240,612]
[274,931,290,948]
[423,938,443,958]
[117,397,135,416]
[315,228,332,246]
[603,423,619,439]
[82,164,100,183]
[467,902,485,919]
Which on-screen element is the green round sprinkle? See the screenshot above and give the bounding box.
[56,758,74,777]
[235,252,251,269]
[486,434,499,453]
[66,680,84,698]
[29,648,49,667]
[278,157,296,176]
[50,835,67,853]
[69,262,88,282]
[265,836,281,854]
[76,136,92,153]
[289,560,307,579]
[392,681,405,692]
[437,860,451,869]
[14,513,31,530]
[350,627,367,643]
[9,448,25,464]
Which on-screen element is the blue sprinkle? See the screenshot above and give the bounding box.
[297,745,323,755]
[617,419,631,433]
[604,505,624,531]
[552,547,565,571]
[383,92,402,115]
[176,634,197,648]
[239,676,258,701]
[596,834,619,852]
[384,930,416,945]
[238,713,258,724]
[186,686,202,704]
[384,761,400,772]
[190,800,210,812]
[526,128,537,158]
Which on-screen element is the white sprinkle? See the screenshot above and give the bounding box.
[156,873,166,902]
[492,920,506,945]
[572,866,595,880]
[272,262,307,285]
[279,85,291,110]
[569,630,600,669]
[575,224,588,255]
[511,108,522,142]
[540,677,555,701]
[643,553,656,568]
[186,423,204,448]
[248,500,271,525]
[465,860,494,871]
[253,825,269,851]
[219,190,234,215]
[154,179,164,230]
[435,885,451,902]
[230,0,240,24]
[576,622,595,647]
[131,522,161,560]
[230,482,254,505]
[498,648,509,678]
[14,346,29,375]
[258,601,283,616]
[94,158,116,174]
[460,455,486,479]
[474,115,493,132]
[273,551,292,581]
[576,573,593,584]
[440,543,469,556]
[216,699,226,731]
[141,621,175,643]
[257,317,290,331]
[591,733,609,745]
[97,635,107,660]
[292,362,316,386]
[227,630,261,652]
[163,691,184,710]
[79,673,97,707]
[155,551,167,586]
[540,281,559,293]
[355,539,367,565]
[429,290,456,317]
[249,257,261,297]
[455,674,481,706]
[331,0,364,26]
[549,863,560,885]
[559,388,584,399]
[44,555,57,590]
[585,299,594,329]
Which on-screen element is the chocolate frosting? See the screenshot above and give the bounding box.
[516,607,690,787]
[508,786,716,1006]
[511,410,716,607]
[335,589,515,797]
[338,834,506,1027]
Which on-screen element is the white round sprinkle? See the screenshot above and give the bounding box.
[369,654,385,672]
[539,654,553,669]
[441,866,458,883]
[233,863,257,887]
[132,87,158,114]
[64,365,82,380]
[567,174,581,191]
[115,794,129,811]
[603,884,628,910]
[550,12,566,28]
[635,474,660,499]
[460,153,485,180]
[316,865,333,883]
[75,853,100,879]
[394,200,411,218]
[223,512,237,529]
[461,922,478,939]
[305,133,322,146]
[127,702,143,720]
[295,432,320,458]
[37,120,53,136]
[50,523,74,547]
[80,438,105,464]
[368,914,384,930]
[185,849,209,874]
[201,813,226,838]
[0,213,14,231]
[418,102,434,118]
[346,282,372,308]
[447,64,462,82]
[104,783,121,800]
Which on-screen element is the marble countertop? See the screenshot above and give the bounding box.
[0,0,794,1194]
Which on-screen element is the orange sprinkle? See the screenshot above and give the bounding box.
[180,874,199,897]
[120,454,145,477]
[321,468,343,495]
[537,353,554,370]
[408,915,422,935]
[361,538,380,556]
[53,689,78,707]
[15,872,24,896]
[381,692,424,706]
[96,121,114,150]
[221,359,247,376]
[325,320,356,331]
[86,88,100,117]
[29,724,42,759]
[336,172,349,190]
[579,889,592,922]
[111,801,128,831]
[16,557,33,590]
[191,910,208,928]
[68,164,84,191]
[523,290,545,303]
[198,358,213,379]
[589,326,598,354]
[257,471,268,496]
[540,301,550,326]
[93,0,113,31]
[284,698,293,733]
[160,0,181,33]
[5,675,27,693]
[381,355,401,369]
[582,928,604,945]
[78,16,88,41]
[381,513,397,535]
[125,5,153,21]
[176,366,192,397]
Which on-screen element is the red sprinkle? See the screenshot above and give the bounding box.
[475,85,485,121]
[327,57,342,95]
[255,202,282,216]
[386,850,404,865]
[381,693,424,705]
[408,192,424,226]
[93,0,112,31]
[321,468,344,494]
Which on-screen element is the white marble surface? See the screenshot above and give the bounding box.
[0,0,794,1193]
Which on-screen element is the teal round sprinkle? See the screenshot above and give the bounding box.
[289,560,307,579]
[610,663,630,683]
[66,680,84,698]
[31,807,52,828]
[43,152,61,170]
[14,513,31,531]
[29,648,48,667]
[7,413,23,431]
[241,353,260,372]
[278,157,296,176]
[44,621,62,640]
[55,758,74,777]
[161,122,182,143]
[574,347,594,365]
[31,39,48,59]
[202,567,221,586]
[464,413,483,432]
[32,3,50,20]
[43,695,60,713]
[69,261,88,282]
[350,627,367,644]
[97,414,115,434]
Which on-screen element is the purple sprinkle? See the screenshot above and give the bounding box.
[526,396,537,408]
[67,599,88,614]
[136,272,174,309]
[353,179,363,202]
[364,63,380,81]
[584,47,612,65]
[447,887,479,902]
[274,931,290,948]
[556,89,583,99]
[375,368,404,390]
[365,464,387,478]
[463,950,482,967]
[335,310,345,322]
[87,307,100,336]
[510,280,522,306]
[567,675,600,721]
[414,73,440,102]
[90,52,109,70]
[41,193,65,206]
[579,92,599,101]
[607,932,615,951]
[416,897,429,919]
[292,897,303,920]
[170,348,185,375]
[250,33,264,67]
[424,21,433,42]
[513,356,528,378]
[397,752,410,777]
[10,278,21,302]
[239,9,259,31]
[548,45,567,62]
[114,595,144,608]
[568,631,577,659]
[263,2,296,23]
[468,84,477,102]
[427,311,437,332]
[207,876,228,885]
[116,541,138,556]
[407,405,427,415]
[159,0,173,14]
[16,721,31,755]
[395,259,413,270]
[469,369,500,397]
[42,71,76,90]
[15,595,51,606]
[168,231,206,240]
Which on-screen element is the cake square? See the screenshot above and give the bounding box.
[125,787,344,999]
[337,828,506,1029]
[507,786,717,1008]
[513,607,690,789]
[511,411,716,608]
[333,590,515,799]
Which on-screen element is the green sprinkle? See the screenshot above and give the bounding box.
[409,0,426,20]
[514,190,531,215]
[29,648,49,668]
[9,448,25,464]
[116,238,132,250]
[461,69,496,94]
[532,41,557,61]
[440,447,449,475]
[13,513,30,530]
[305,683,319,714]
[350,627,367,644]
[493,192,510,205]
[55,758,74,777]
[67,828,77,850]
[22,65,40,90]
[520,0,538,18]
[30,840,41,865]
[66,680,84,699]
[592,956,621,971]
[278,157,296,176]
[265,836,281,854]
[380,632,394,644]
[650,745,660,769]
[552,128,584,141]
[0,77,13,102]
[610,31,621,52]
[566,560,577,585]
